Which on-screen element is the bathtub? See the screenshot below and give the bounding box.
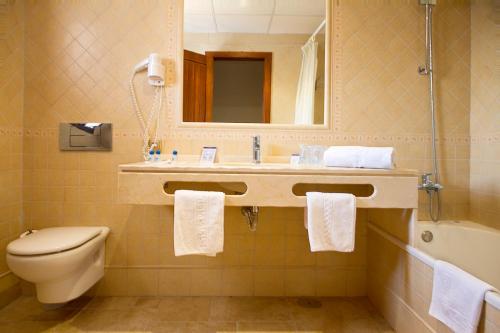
[415,220,500,291]
[367,219,500,328]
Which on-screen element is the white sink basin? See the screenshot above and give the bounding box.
[119,160,417,176]
[214,162,291,169]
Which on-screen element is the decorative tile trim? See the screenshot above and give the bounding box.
[470,134,500,144]
[21,128,471,146]
[0,128,23,136]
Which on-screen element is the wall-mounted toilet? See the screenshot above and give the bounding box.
[6,226,110,304]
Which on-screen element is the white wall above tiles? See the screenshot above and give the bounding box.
[184,0,326,34]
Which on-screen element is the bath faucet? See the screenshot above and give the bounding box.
[418,173,443,192]
[252,135,261,164]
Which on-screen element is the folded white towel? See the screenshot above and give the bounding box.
[174,190,225,256]
[305,192,356,252]
[429,260,495,333]
[323,146,394,169]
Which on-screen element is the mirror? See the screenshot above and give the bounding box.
[182,0,328,126]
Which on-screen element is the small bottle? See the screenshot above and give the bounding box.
[155,149,161,162]
[147,149,155,162]
[172,150,178,162]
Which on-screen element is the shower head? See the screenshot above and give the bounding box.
[419,0,436,5]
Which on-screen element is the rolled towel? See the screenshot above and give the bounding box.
[323,146,394,169]
[174,190,225,256]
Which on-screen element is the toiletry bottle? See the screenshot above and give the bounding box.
[148,149,155,162]
[155,149,161,162]
[172,150,178,162]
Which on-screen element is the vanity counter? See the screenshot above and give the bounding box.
[119,161,419,177]
[118,161,419,209]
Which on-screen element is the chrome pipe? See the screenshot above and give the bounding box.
[418,1,442,222]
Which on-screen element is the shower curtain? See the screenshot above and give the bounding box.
[294,38,318,125]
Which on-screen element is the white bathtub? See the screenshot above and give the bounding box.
[368,220,500,331]
[415,220,500,291]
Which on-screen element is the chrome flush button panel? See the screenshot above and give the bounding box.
[59,123,112,151]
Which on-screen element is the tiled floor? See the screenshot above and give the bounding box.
[0,296,394,332]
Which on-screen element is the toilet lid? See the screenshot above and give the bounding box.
[7,227,103,256]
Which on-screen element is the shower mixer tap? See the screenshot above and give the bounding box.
[418,173,443,193]
[418,65,430,76]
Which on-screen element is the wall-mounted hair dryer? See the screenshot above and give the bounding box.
[133,53,165,86]
[130,53,166,160]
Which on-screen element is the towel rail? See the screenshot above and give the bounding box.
[118,172,418,208]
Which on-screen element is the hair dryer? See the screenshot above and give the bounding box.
[130,53,166,160]
[133,53,165,87]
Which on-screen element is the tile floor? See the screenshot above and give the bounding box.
[0,296,394,332]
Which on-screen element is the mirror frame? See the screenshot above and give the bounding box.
[175,0,332,130]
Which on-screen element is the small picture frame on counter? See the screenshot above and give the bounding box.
[200,147,217,165]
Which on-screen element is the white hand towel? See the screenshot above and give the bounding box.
[174,190,225,256]
[323,146,394,169]
[305,192,356,252]
[429,260,496,333]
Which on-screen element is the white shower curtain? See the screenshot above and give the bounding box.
[294,38,318,125]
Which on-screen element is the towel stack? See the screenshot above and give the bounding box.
[323,146,394,169]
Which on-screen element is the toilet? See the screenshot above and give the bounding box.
[6,226,110,304]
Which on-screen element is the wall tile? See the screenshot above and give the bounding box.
[3,0,489,300]
[469,1,499,229]
[0,0,24,293]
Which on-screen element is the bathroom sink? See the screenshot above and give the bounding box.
[214,162,290,169]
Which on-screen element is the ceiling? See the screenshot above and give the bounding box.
[184,0,326,34]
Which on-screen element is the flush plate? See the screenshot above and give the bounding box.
[59,123,112,151]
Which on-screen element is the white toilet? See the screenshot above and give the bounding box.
[6,226,110,304]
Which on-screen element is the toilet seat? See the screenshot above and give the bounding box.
[7,227,104,256]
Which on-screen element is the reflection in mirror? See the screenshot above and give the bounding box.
[182,0,327,125]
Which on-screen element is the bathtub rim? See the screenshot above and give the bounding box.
[367,222,500,311]
[416,219,499,233]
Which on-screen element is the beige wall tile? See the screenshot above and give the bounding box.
[127,269,158,296]
[254,268,285,297]
[126,234,160,266]
[255,234,285,266]
[469,1,500,229]
[95,268,128,296]
[346,269,367,297]
[158,269,191,296]
[221,268,254,296]
[285,268,315,296]
[105,234,127,266]
[315,268,347,297]
[190,269,223,296]
[285,235,316,266]
[0,0,24,281]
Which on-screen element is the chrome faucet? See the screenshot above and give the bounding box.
[252,135,261,164]
[418,173,443,193]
